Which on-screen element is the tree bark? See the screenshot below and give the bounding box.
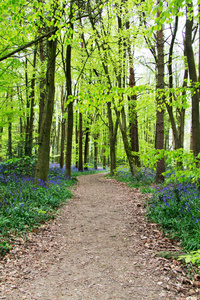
[84,126,90,170]
[116,13,135,176]
[25,45,37,157]
[8,122,12,159]
[75,110,79,168]
[25,58,30,156]
[129,66,140,167]
[107,101,118,175]
[78,111,83,171]
[94,133,98,170]
[56,119,60,163]
[38,30,45,135]
[35,32,57,182]
[65,2,74,178]
[185,2,200,157]
[126,20,140,167]
[60,85,65,168]
[155,5,165,183]
[65,49,73,177]
[0,127,3,161]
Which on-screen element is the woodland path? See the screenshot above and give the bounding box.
[0,173,192,299]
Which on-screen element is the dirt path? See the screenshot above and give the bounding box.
[0,173,191,299]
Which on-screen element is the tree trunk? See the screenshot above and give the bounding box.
[165,14,185,152]
[0,127,3,161]
[155,4,165,183]
[78,112,83,171]
[26,45,37,157]
[17,86,24,157]
[129,66,140,167]
[107,101,118,175]
[65,53,73,177]
[116,14,135,176]
[102,128,107,169]
[38,34,45,135]
[84,126,90,170]
[35,33,57,182]
[185,2,200,157]
[60,85,65,168]
[25,58,30,156]
[8,122,12,159]
[56,119,60,163]
[19,117,23,157]
[126,20,140,167]
[65,3,74,178]
[88,15,118,176]
[51,121,56,163]
[94,133,98,170]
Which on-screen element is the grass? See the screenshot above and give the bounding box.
[0,158,105,257]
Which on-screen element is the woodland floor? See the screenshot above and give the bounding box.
[0,173,199,300]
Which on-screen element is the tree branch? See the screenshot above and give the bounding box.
[0,29,57,62]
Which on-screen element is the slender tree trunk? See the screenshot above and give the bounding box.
[94,133,98,170]
[60,85,65,168]
[78,111,83,171]
[25,58,30,156]
[116,13,135,176]
[178,64,188,151]
[65,53,73,177]
[8,122,12,159]
[35,32,57,182]
[129,66,140,167]
[17,86,24,157]
[39,35,45,135]
[165,14,184,151]
[88,15,118,176]
[19,118,23,157]
[102,128,107,170]
[185,2,200,157]
[0,127,3,161]
[107,101,118,175]
[126,20,140,167]
[155,4,165,183]
[84,126,90,170]
[51,121,56,163]
[7,92,13,159]
[75,111,79,168]
[56,119,60,163]
[65,3,74,178]
[27,45,37,156]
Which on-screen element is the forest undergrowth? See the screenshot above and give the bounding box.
[0,157,105,258]
[114,165,200,277]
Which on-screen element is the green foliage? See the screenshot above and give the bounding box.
[0,241,11,257]
[0,156,36,177]
[113,166,155,187]
[179,250,200,265]
[140,186,155,194]
[139,148,200,186]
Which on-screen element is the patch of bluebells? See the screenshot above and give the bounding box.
[50,163,107,174]
[0,160,74,236]
[0,160,105,237]
[148,182,200,250]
